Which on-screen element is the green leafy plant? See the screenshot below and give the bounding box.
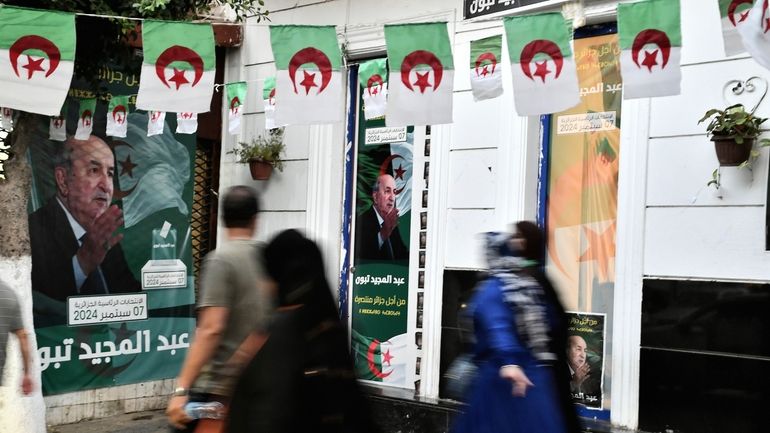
[228,128,285,171]
[698,103,770,144]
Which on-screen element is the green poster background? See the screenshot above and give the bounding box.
[351,73,413,384]
[27,67,195,395]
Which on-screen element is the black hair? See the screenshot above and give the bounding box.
[515,220,545,263]
[222,185,260,228]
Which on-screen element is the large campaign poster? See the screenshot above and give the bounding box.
[27,67,195,394]
[350,75,415,387]
[566,312,606,409]
[545,33,621,410]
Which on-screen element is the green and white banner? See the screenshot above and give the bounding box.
[136,20,215,113]
[270,25,344,125]
[49,104,66,141]
[262,76,280,130]
[618,0,682,99]
[106,95,130,138]
[719,0,755,55]
[0,6,75,116]
[27,69,195,395]
[505,12,580,115]
[75,98,96,140]
[358,58,388,120]
[469,35,504,101]
[384,22,454,127]
[226,81,247,135]
[737,0,770,71]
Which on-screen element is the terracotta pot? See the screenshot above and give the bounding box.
[248,159,273,180]
[712,136,754,166]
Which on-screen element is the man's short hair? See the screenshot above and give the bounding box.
[371,178,381,194]
[222,185,260,228]
[53,136,111,171]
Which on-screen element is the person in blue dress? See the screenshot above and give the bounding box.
[450,227,579,433]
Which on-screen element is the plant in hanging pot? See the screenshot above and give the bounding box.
[698,104,770,168]
[228,128,285,180]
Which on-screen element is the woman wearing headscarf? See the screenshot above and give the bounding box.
[227,229,377,433]
[450,228,576,433]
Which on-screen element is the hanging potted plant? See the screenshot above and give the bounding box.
[228,128,286,180]
[698,104,770,167]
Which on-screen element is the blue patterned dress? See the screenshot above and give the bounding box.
[450,276,569,433]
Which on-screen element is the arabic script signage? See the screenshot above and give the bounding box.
[464,0,557,19]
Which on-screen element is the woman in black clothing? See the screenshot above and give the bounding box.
[227,229,377,433]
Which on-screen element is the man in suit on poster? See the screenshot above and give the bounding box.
[28,135,140,306]
[567,335,601,401]
[355,174,409,261]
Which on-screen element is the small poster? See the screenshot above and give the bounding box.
[566,312,606,409]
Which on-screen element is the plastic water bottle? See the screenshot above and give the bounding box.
[184,401,225,420]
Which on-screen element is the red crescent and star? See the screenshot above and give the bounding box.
[9,35,61,79]
[288,47,333,95]
[631,29,671,72]
[154,45,205,90]
[366,340,392,379]
[379,154,407,194]
[112,141,138,199]
[727,0,753,26]
[475,52,498,77]
[400,50,444,94]
[519,39,564,83]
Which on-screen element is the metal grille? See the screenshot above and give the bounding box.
[191,140,218,293]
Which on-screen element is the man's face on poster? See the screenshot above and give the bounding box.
[567,335,588,369]
[55,136,115,229]
[373,174,396,216]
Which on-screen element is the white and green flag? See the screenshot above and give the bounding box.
[115,112,190,228]
[385,23,454,127]
[359,58,388,120]
[106,95,130,138]
[618,0,682,99]
[0,107,14,130]
[352,331,411,384]
[0,7,75,116]
[148,110,166,137]
[262,76,281,130]
[136,20,215,113]
[470,35,504,101]
[75,98,96,140]
[390,140,413,216]
[738,0,770,70]
[49,104,66,141]
[270,25,344,125]
[176,112,197,134]
[720,0,755,55]
[226,81,247,135]
[504,13,580,115]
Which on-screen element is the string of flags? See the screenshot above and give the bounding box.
[2,0,770,137]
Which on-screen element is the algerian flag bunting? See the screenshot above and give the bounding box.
[0,107,14,130]
[116,112,190,228]
[385,23,454,127]
[720,0,755,55]
[75,98,96,140]
[504,13,580,115]
[262,76,283,130]
[358,58,388,120]
[106,95,130,138]
[0,7,75,116]
[618,0,682,99]
[738,0,770,71]
[176,112,198,134]
[136,20,215,113]
[470,35,504,101]
[270,25,344,125]
[49,105,66,141]
[148,111,166,137]
[352,330,411,384]
[226,81,247,135]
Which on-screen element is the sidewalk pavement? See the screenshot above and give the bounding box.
[48,410,167,433]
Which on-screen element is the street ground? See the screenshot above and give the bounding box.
[48,410,167,433]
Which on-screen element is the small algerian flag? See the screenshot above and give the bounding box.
[136,20,215,113]
[176,112,198,134]
[352,330,411,384]
[0,107,14,130]
[390,140,413,216]
[0,7,75,116]
[75,98,96,140]
[359,58,388,120]
[49,104,66,141]
[226,81,247,135]
[106,95,130,138]
[618,0,682,99]
[116,112,190,228]
[504,13,580,115]
[270,25,345,125]
[470,35,504,101]
[720,0,755,55]
[148,111,166,137]
[385,23,454,127]
[738,0,770,71]
[262,76,282,130]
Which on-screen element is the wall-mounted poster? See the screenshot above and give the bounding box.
[26,67,195,394]
[566,312,606,409]
[350,66,416,387]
